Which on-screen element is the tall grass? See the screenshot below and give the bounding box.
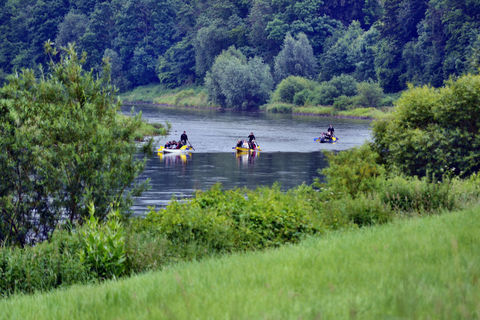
[1,206,479,319]
[120,84,216,109]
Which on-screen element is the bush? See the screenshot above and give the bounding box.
[139,184,322,251]
[0,229,92,297]
[355,81,384,107]
[329,74,358,97]
[378,176,456,213]
[272,76,316,104]
[333,95,355,110]
[372,74,480,178]
[322,195,392,228]
[310,82,339,105]
[293,89,311,106]
[319,145,385,197]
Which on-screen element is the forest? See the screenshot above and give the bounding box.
[1,0,480,96]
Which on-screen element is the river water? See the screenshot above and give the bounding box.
[122,105,372,214]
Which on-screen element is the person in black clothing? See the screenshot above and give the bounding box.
[248,132,256,149]
[325,124,334,138]
[180,131,188,145]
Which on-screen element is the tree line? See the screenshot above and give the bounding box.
[1,0,480,95]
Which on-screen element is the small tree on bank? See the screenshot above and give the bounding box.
[372,73,480,178]
[0,43,147,246]
[205,46,273,110]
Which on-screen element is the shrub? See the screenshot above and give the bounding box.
[293,89,311,106]
[0,229,92,297]
[333,95,355,110]
[329,74,358,97]
[355,81,384,107]
[378,176,456,213]
[140,184,322,252]
[322,195,392,228]
[310,82,339,105]
[272,76,316,104]
[319,145,385,197]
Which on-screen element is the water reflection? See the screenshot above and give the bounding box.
[157,152,192,166]
[235,151,259,166]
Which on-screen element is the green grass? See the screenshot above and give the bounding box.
[118,84,170,102]
[262,103,390,119]
[293,105,336,116]
[2,206,479,319]
[119,84,217,109]
[117,114,168,141]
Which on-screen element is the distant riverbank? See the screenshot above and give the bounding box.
[119,84,391,120]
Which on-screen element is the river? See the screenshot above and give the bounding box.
[122,105,372,214]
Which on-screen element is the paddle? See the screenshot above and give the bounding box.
[187,139,195,151]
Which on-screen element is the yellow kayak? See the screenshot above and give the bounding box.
[234,146,261,152]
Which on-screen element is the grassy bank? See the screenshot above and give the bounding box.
[1,206,479,319]
[119,85,217,109]
[118,114,169,141]
[120,84,390,119]
[262,103,390,119]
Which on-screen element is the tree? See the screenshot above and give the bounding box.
[273,32,317,81]
[55,11,89,47]
[372,73,480,178]
[157,37,196,88]
[194,23,231,79]
[205,46,273,110]
[355,81,384,107]
[0,43,149,246]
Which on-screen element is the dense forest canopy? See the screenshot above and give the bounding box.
[1,0,480,93]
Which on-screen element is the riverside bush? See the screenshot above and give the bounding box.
[378,176,456,213]
[139,184,323,252]
[0,229,92,297]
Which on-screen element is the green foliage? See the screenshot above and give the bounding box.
[0,44,147,246]
[372,73,480,178]
[273,33,317,81]
[205,46,273,110]
[378,176,456,214]
[272,76,315,104]
[0,229,92,297]
[79,205,127,280]
[355,81,384,107]
[141,183,322,251]
[332,95,355,110]
[322,195,392,228]
[319,145,385,197]
[263,103,294,113]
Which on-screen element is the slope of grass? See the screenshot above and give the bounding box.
[1,207,479,319]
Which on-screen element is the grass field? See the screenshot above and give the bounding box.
[1,206,479,319]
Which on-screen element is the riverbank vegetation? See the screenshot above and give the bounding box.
[1,147,479,296]
[0,44,166,246]
[1,205,479,319]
